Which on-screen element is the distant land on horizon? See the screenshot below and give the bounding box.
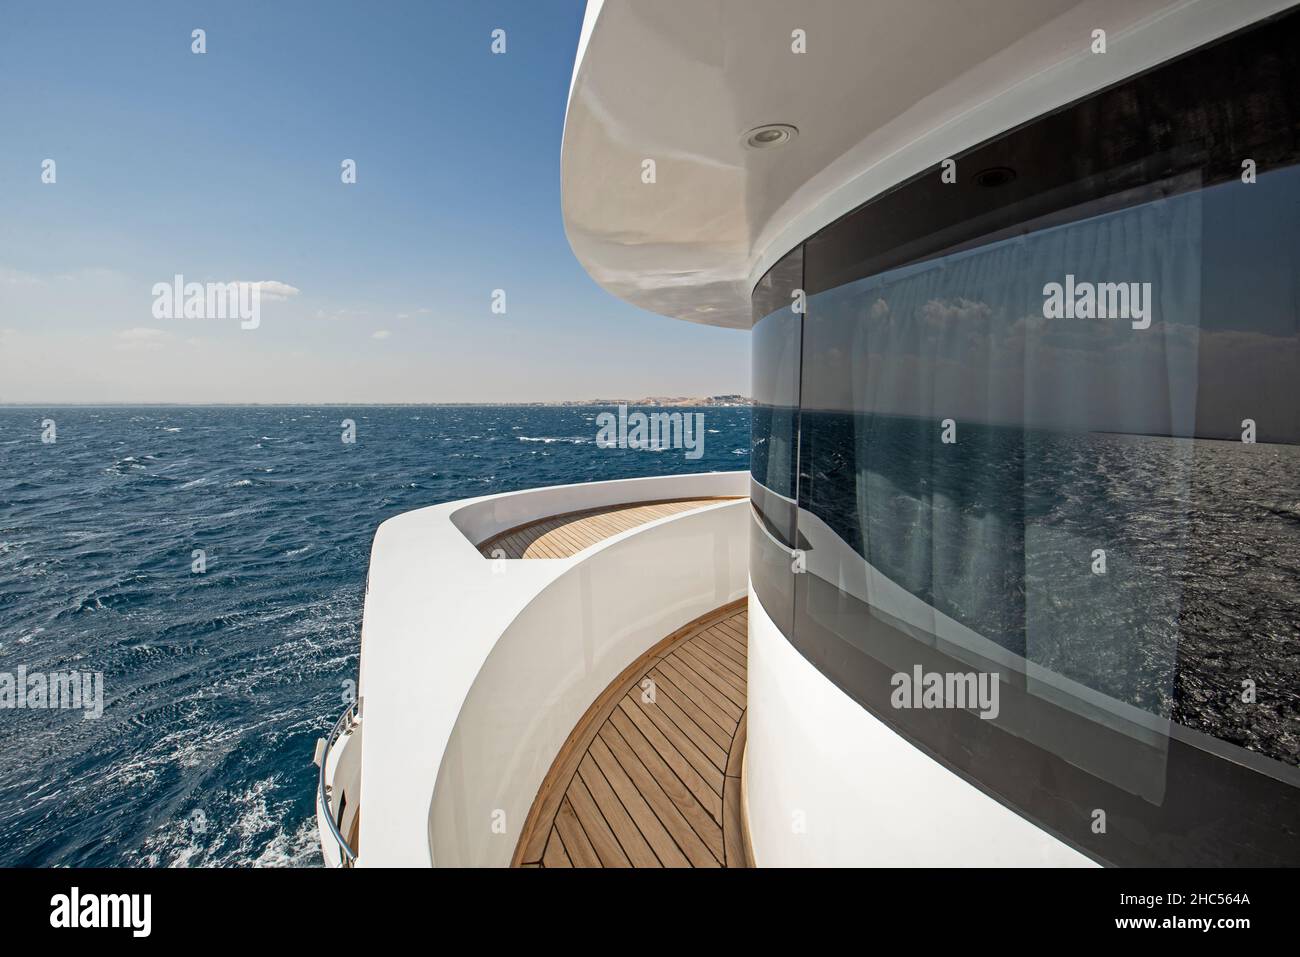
[0,395,753,408]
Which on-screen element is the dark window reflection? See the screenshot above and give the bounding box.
[751,247,803,634]
[753,9,1300,865]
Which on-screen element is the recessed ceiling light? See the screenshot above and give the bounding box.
[974,166,1017,187]
[743,124,798,150]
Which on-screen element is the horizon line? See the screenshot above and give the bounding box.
[0,398,753,408]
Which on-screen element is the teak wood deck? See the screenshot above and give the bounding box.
[514,600,751,868]
[477,497,739,560]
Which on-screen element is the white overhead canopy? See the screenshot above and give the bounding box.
[561,0,1291,328]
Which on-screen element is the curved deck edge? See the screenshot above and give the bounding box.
[513,599,751,868]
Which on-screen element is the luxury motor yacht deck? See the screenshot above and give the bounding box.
[317,470,750,867]
[514,600,750,867]
[319,0,1300,869]
[478,497,742,560]
[483,498,752,868]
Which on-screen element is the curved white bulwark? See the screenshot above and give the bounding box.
[564,0,1294,329]
[322,472,748,867]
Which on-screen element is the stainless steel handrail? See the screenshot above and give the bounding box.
[317,700,358,867]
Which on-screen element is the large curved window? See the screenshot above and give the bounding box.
[752,9,1300,866]
[750,246,803,636]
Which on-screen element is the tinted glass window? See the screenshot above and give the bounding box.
[750,247,803,634]
[753,9,1300,865]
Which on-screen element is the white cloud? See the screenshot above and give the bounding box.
[371,330,391,340]
[244,280,300,301]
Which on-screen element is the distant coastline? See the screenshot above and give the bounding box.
[0,395,753,408]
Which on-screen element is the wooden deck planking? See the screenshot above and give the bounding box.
[647,667,732,749]
[553,798,600,867]
[477,497,740,560]
[514,600,751,868]
[655,657,741,726]
[606,708,725,862]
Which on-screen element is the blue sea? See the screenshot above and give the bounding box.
[0,405,751,867]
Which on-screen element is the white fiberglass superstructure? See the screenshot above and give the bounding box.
[318,0,1300,868]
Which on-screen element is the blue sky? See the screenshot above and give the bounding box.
[0,1,748,402]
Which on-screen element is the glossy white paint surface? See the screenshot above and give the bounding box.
[351,471,747,867]
[563,0,1295,328]
[316,794,342,868]
[745,588,1097,867]
[429,497,747,866]
[317,718,361,868]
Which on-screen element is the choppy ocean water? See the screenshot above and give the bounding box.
[0,405,751,867]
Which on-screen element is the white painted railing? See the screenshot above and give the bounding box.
[349,471,748,867]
